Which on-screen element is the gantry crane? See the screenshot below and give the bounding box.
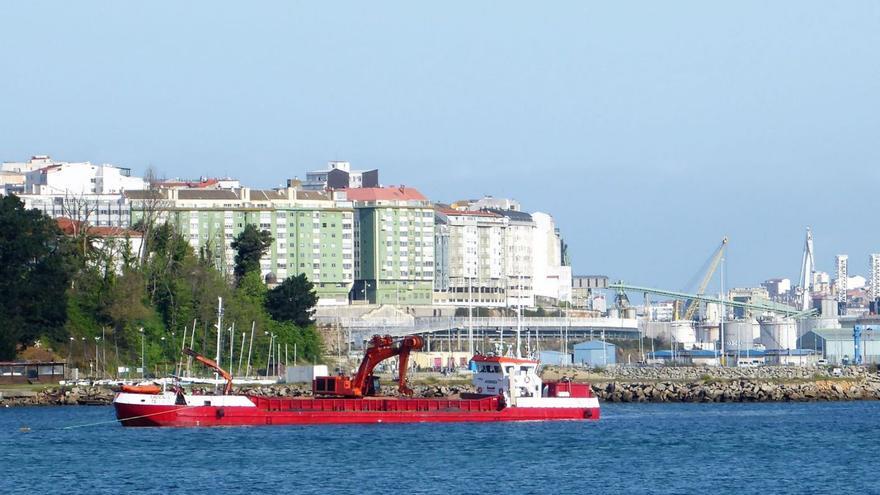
[681,237,728,321]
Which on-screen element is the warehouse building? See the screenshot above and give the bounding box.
[573,340,616,367]
[799,328,880,365]
[538,350,572,366]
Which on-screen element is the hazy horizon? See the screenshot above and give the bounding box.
[2,1,878,291]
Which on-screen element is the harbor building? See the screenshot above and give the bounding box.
[799,328,880,365]
[573,340,616,367]
[572,275,609,310]
[127,186,356,304]
[348,186,435,306]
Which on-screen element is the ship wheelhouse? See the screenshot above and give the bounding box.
[471,355,542,404]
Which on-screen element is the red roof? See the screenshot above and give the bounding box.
[344,186,427,202]
[56,218,143,238]
[159,178,220,188]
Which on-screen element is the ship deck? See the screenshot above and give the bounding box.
[250,395,503,413]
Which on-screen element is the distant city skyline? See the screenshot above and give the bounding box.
[2,1,878,291]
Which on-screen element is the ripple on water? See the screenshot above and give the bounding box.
[1,402,879,495]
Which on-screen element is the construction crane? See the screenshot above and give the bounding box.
[313,335,424,398]
[682,237,728,321]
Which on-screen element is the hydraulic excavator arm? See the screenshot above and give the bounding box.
[313,334,424,398]
[183,348,234,395]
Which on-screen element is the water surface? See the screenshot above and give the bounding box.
[2,402,877,494]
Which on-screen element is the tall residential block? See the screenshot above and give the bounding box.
[835,254,848,304]
[871,253,880,301]
[347,187,434,305]
[434,208,507,307]
[127,186,355,305]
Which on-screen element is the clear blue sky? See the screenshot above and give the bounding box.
[2,2,878,291]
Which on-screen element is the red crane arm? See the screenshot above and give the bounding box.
[183,348,234,395]
[351,335,424,396]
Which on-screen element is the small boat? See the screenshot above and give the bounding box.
[113,335,600,427]
[118,384,162,395]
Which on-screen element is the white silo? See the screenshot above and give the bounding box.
[724,319,758,350]
[670,320,697,350]
[759,317,798,350]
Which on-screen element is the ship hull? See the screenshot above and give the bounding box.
[114,395,600,427]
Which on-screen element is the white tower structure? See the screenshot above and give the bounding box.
[798,228,815,311]
[870,253,880,301]
[835,255,848,303]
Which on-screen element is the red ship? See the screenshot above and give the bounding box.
[113,335,600,427]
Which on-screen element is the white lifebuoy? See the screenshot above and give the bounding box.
[524,376,531,384]
[477,387,483,393]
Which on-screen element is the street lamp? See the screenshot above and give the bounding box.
[94,336,101,378]
[160,336,167,376]
[139,327,145,379]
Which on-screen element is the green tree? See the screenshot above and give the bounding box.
[0,195,73,358]
[266,274,318,328]
[230,224,273,281]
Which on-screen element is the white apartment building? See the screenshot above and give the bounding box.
[435,208,507,307]
[491,209,536,308]
[23,160,146,195]
[9,156,147,227]
[835,255,848,303]
[303,161,379,191]
[531,212,572,304]
[871,253,880,301]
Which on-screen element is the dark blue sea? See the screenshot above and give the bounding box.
[2,401,878,494]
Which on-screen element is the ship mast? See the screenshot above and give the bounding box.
[214,297,223,394]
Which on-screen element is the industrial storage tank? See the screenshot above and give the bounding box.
[759,317,797,350]
[697,323,719,345]
[723,319,758,350]
[670,320,697,349]
[797,317,841,338]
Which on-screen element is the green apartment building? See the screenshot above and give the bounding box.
[127,187,355,305]
[347,187,435,306]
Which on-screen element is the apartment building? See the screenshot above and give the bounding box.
[347,186,434,306]
[127,186,355,305]
[433,208,507,307]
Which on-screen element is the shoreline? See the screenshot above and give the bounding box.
[4,366,879,407]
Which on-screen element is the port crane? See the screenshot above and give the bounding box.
[313,334,425,398]
[681,237,728,321]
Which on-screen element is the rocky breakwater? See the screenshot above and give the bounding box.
[593,377,880,403]
[0,385,115,407]
[540,365,880,403]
